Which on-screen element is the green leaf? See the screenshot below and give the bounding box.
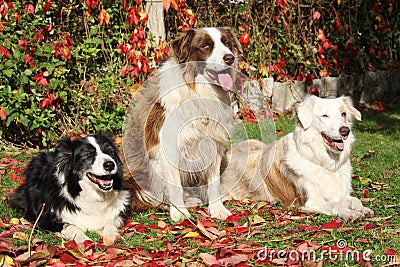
[359,177,373,185]
[13,48,21,60]
[6,112,18,127]
[47,64,55,74]
[50,78,58,88]
[24,69,33,76]
[2,69,14,78]
[19,114,29,126]
[90,26,98,35]
[21,75,29,85]
[30,121,39,130]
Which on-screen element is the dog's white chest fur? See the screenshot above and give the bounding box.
[59,182,130,232]
[157,60,234,172]
[285,133,353,203]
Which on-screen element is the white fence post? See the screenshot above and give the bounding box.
[322,77,339,98]
[145,0,166,41]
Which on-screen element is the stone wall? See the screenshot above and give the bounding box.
[242,70,400,113]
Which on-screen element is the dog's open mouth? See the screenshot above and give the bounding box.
[87,173,113,191]
[205,69,233,91]
[321,133,344,152]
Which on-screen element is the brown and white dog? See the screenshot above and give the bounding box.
[123,27,242,222]
[221,95,374,220]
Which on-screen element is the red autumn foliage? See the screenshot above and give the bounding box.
[53,34,73,61]
[240,31,250,46]
[86,0,99,9]
[34,72,50,86]
[0,107,7,120]
[0,45,10,60]
[43,1,51,11]
[98,9,110,25]
[275,0,287,9]
[39,93,62,109]
[308,86,319,96]
[333,18,342,33]
[313,11,321,20]
[24,3,34,14]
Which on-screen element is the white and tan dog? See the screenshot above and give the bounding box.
[221,95,373,220]
[123,27,242,222]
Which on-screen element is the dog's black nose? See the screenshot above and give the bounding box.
[339,126,350,137]
[223,54,234,66]
[103,161,115,172]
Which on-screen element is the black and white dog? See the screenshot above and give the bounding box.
[9,131,130,243]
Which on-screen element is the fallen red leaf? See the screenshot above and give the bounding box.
[201,220,218,228]
[363,223,376,230]
[239,210,251,216]
[321,219,342,229]
[58,251,78,264]
[218,254,249,265]
[383,249,397,255]
[9,173,24,184]
[226,215,241,223]
[199,252,218,265]
[304,225,319,232]
[363,189,369,197]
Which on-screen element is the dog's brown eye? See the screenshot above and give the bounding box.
[341,112,346,117]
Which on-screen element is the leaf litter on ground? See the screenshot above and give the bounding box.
[1,108,399,266]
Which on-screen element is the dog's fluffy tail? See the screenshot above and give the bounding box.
[122,161,163,212]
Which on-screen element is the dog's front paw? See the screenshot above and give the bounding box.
[61,224,92,243]
[208,202,232,220]
[349,197,374,217]
[338,209,364,221]
[102,225,121,244]
[170,205,190,222]
[102,233,122,245]
[358,206,374,216]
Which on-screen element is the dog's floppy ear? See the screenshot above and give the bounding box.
[296,95,315,129]
[171,28,196,64]
[96,130,114,140]
[95,130,118,149]
[55,137,74,175]
[55,137,83,197]
[341,96,361,122]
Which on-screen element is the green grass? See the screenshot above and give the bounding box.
[1,105,399,266]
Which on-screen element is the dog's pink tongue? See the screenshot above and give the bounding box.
[218,73,233,91]
[98,179,112,186]
[335,141,344,151]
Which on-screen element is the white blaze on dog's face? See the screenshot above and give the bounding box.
[84,137,118,191]
[204,27,240,91]
[170,27,242,91]
[204,27,238,67]
[297,95,361,153]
